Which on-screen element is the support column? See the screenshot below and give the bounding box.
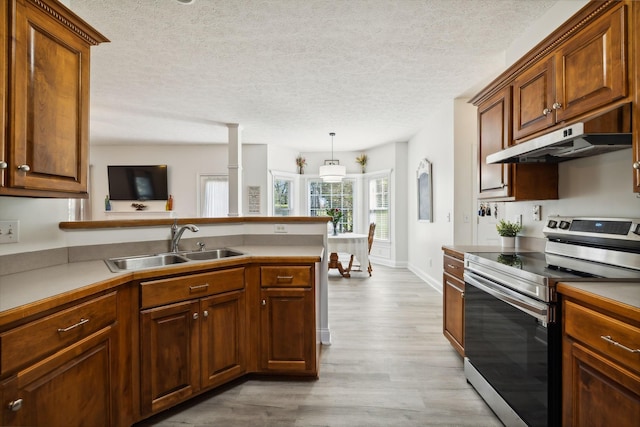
[227,123,242,216]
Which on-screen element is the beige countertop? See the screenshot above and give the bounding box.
[558,281,640,311]
[0,245,324,318]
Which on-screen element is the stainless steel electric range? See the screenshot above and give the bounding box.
[463,216,640,427]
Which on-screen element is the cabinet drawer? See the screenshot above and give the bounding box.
[261,266,312,287]
[564,300,640,374]
[0,292,117,375]
[443,255,464,281]
[140,267,245,308]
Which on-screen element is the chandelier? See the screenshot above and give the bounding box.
[318,132,346,182]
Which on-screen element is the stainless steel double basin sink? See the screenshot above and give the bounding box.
[105,249,244,272]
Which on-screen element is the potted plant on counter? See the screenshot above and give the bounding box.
[496,219,522,248]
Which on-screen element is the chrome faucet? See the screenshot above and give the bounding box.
[170,222,199,253]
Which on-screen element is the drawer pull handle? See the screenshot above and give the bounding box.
[446,264,457,269]
[57,318,89,333]
[8,398,23,412]
[189,283,209,292]
[600,335,640,353]
[276,275,294,282]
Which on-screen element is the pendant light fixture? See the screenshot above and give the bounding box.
[319,132,346,182]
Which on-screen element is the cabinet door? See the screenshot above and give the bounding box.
[555,5,627,122]
[200,290,246,389]
[0,3,6,186]
[8,0,90,193]
[1,328,114,427]
[513,57,556,140]
[478,87,511,199]
[563,339,640,427]
[260,287,316,374]
[443,273,464,357]
[140,300,200,416]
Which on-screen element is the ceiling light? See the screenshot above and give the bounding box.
[176,0,195,4]
[319,132,346,182]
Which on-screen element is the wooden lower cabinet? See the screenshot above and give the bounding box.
[442,248,465,356]
[260,287,316,373]
[1,328,114,427]
[200,291,246,388]
[140,300,200,416]
[560,289,640,426]
[259,265,318,376]
[140,290,246,417]
[0,288,131,427]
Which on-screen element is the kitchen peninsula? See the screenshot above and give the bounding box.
[0,216,329,426]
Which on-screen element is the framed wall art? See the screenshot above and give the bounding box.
[417,158,432,222]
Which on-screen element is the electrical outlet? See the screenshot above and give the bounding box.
[274,224,287,233]
[0,220,19,244]
[533,205,541,221]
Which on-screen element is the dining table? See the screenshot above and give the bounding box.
[327,233,369,278]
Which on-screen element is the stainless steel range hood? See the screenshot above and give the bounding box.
[486,105,632,164]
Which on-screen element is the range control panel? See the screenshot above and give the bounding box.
[543,216,640,240]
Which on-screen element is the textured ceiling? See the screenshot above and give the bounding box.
[68,0,558,151]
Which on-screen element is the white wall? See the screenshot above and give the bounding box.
[407,100,455,289]
[0,197,69,256]
[453,99,477,245]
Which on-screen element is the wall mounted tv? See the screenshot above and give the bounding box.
[107,165,169,201]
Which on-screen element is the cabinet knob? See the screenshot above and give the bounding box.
[633,162,640,170]
[193,313,199,320]
[8,398,23,412]
[17,164,30,172]
[203,310,208,318]
[261,299,266,306]
[552,102,562,110]
[542,108,552,116]
[0,161,7,169]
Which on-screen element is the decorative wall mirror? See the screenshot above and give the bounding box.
[417,158,432,222]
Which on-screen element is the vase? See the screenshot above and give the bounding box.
[298,166,304,174]
[501,236,515,248]
[332,222,338,236]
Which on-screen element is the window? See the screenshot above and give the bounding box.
[200,175,228,217]
[369,175,389,240]
[273,177,293,216]
[308,179,354,232]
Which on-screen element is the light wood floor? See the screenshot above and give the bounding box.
[136,265,501,427]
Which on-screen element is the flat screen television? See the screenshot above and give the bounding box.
[107,165,169,201]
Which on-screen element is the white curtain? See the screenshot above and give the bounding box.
[200,175,229,217]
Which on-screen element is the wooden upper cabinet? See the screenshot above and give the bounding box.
[554,4,627,122]
[0,3,6,184]
[477,86,558,201]
[513,58,555,140]
[478,87,511,198]
[633,1,640,193]
[513,3,628,141]
[2,0,107,197]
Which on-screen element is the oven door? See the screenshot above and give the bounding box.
[464,271,560,427]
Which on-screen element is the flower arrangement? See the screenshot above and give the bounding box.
[355,154,368,173]
[326,207,342,235]
[326,207,343,223]
[295,155,307,174]
[496,219,522,237]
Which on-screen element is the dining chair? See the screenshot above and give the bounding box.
[350,222,375,276]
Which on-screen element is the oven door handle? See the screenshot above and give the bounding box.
[464,271,550,324]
